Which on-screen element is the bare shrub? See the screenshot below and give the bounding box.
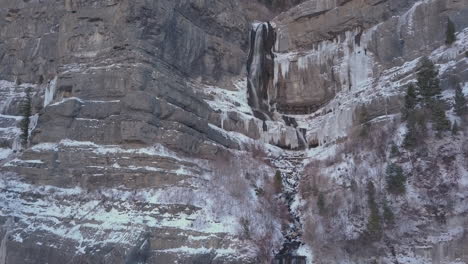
[323,152,344,167]
[255,229,276,264]
[300,162,321,200]
[251,143,273,166]
[345,116,398,155]
[262,173,292,227]
[239,216,251,240]
[211,153,251,200]
[273,170,282,193]
[301,162,334,214]
[251,143,267,159]
[210,150,284,259]
[302,214,325,247]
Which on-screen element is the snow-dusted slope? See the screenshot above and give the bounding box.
[0,0,467,263]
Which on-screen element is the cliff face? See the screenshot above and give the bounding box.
[1,0,468,263]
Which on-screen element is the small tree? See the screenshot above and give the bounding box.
[317,192,326,215]
[382,201,395,226]
[431,100,451,136]
[19,88,32,147]
[417,57,441,102]
[405,84,417,108]
[454,84,467,116]
[390,143,400,158]
[452,121,459,136]
[403,114,419,149]
[386,163,406,195]
[402,84,417,120]
[360,105,369,123]
[274,170,283,193]
[359,105,370,138]
[366,182,381,239]
[445,18,456,45]
[239,217,251,240]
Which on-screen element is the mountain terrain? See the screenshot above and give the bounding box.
[1,0,468,263]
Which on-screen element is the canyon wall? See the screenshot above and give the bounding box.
[0,0,467,263]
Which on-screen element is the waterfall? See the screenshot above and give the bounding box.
[246,22,275,117]
[247,23,264,109]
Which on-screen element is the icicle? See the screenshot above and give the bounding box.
[44,76,57,107]
[29,113,39,134]
[220,111,228,130]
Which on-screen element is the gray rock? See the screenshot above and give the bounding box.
[1,0,468,263]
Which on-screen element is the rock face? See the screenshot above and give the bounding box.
[272,0,468,114]
[1,0,468,263]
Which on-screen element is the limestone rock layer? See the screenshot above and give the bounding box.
[1,0,468,263]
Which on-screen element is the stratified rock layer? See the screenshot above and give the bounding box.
[0,0,468,263]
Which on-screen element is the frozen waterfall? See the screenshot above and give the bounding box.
[246,22,275,117]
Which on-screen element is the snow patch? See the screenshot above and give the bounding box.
[0,149,13,161]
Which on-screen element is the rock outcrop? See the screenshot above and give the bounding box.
[1,0,468,263]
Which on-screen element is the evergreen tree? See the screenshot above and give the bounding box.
[382,201,395,226]
[405,84,417,109]
[386,163,406,195]
[415,57,452,136]
[403,114,418,149]
[414,109,429,137]
[454,84,467,116]
[402,84,417,120]
[317,192,326,215]
[366,182,381,239]
[445,18,456,45]
[390,143,400,158]
[19,88,32,147]
[239,217,251,240]
[452,121,459,136]
[416,57,441,101]
[431,100,451,136]
[274,170,283,193]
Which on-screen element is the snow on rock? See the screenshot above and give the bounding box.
[276,26,375,91]
[195,78,253,116]
[31,139,191,162]
[287,24,468,147]
[397,0,424,36]
[431,28,468,62]
[0,174,266,258]
[196,78,306,150]
[0,149,12,161]
[1,138,283,259]
[296,244,314,264]
[43,76,57,107]
[0,80,30,114]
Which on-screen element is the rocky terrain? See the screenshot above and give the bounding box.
[1,0,468,263]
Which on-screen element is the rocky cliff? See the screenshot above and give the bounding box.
[1,0,468,263]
